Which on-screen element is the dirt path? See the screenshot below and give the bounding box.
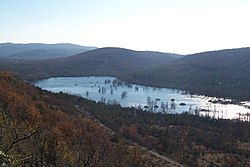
[75,106,184,167]
[94,116,184,167]
[136,143,184,167]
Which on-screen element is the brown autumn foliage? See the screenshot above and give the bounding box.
[75,94,250,166]
[0,71,168,167]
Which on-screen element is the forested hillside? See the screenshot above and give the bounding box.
[0,47,181,81]
[0,72,171,167]
[132,48,250,100]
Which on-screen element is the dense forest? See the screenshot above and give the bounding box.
[0,72,173,167]
[1,72,249,166]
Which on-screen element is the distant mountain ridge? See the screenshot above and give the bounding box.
[0,43,97,59]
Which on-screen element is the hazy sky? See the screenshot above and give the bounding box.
[1,0,250,54]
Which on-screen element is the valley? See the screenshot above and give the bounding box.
[1,45,249,101]
[1,44,250,166]
[2,1,250,166]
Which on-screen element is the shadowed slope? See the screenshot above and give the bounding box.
[132,47,250,100]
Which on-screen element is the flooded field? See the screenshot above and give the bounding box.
[35,76,250,120]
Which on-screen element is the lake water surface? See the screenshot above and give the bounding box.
[35,76,250,120]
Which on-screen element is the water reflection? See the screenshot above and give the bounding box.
[35,76,250,120]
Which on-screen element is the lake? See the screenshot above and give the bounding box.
[35,76,250,120]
